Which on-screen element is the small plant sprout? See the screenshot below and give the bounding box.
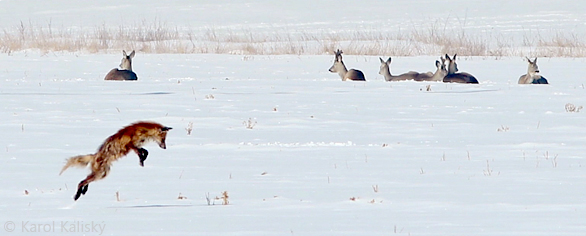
[115,191,121,202]
[205,191,229,205]
[205,94,215,100]
[484,160,492,176]
[185,121,194,135]
[205,192,212,205]
[177,193,187,200]
[243,118,257,129]
[220,191,229,205]
[497,125,510,132]
[372,185,379,193]
[394,225,404,234]
[483,160,493,176]
[565,103,583,113]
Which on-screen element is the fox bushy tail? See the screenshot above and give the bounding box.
[59,154,95,175]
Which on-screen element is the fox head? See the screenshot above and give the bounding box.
[129,122,173,150]
[156,126,172,149]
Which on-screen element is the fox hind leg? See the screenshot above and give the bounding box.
[73,165,109,201]
[74,182,89,201]
[74,175,95,201]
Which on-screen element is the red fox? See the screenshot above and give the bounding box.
[60,121,172,201]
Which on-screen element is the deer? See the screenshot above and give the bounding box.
[104,50,138,81]
[328,49,366,81]
[378,57,420,81]
[415,57,448,82]
[518,57,548,84]
[443,54,479,84]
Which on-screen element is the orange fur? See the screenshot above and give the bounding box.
[60,121,172,201]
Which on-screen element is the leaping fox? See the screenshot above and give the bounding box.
[60,121,172,201]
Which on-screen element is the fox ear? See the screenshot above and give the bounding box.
[161,127,172,132]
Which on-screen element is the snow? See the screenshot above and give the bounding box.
[1,1,586,236]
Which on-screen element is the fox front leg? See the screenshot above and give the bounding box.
[137,148,149,167]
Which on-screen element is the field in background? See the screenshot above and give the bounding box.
[2,1,586,235]
[1,0,584,57]
[1,19,585,57]
[2,54,586,235]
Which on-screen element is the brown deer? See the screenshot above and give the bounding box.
[328,50,366,81]
[416,57,448,82]
[518,57,548,84]
[378,57,420,81]
[104,50,138,81]
[443,54,479,84]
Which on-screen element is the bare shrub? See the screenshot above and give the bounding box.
[497,125,510,132]
[220,191,229,205]
[185,122,193,135]
[565,103,583,113]
[243,118,257,129]
[205,191,229,205]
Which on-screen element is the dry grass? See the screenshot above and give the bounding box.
[1,19,585,57]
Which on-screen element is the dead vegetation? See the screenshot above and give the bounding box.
[2,19,585,57]
[565,103,583,113]
[206,191,229,205]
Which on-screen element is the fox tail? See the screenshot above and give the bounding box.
[59,154,95,175]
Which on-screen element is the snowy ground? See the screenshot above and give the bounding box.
[2,53,586,235]
[1,1,586,236]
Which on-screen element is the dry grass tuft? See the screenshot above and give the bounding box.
[565,103,583,113]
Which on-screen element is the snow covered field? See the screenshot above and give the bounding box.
[1,1,586,236]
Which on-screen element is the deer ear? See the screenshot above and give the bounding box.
[379,57,384,63]
[161,127,172,132]
[129,50,135,58]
